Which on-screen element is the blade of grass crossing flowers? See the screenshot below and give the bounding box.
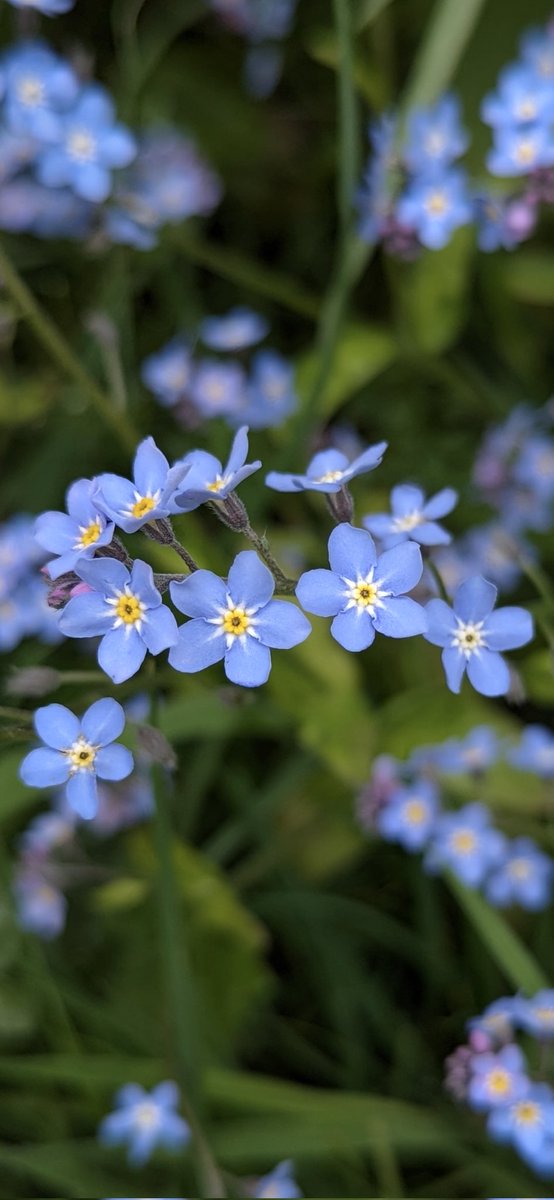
[400,0,487,114]
[447,873,549,994]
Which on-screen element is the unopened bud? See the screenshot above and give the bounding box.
[326,485,354,524]
[136,724,177,770]
[209,492,249,532]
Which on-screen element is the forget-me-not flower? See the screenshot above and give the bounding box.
[35,477,114,579]
[169,550,311,688]
[467,1044,529,1112]
[266,442,387,493]
[425,801,506,888]
[98,1081,190,1166]
[508,724,554,778]
[425,576,533,696]
[94,437,188,533]
[434,725,500,774]
[403,94,468,171]
[254,1159,303,1198]
[396,168,472,250]
[484,838,553,911]
[59,558,178,683]
[2,41,79,141]
[173,426,261,512]
[200,306,269,351]
[487,124,554,175]
[37,85,136,202]
[363,484,457,547]
[487,1083,554,1173]
[513,991,554,1040]
[377,778,440,852]
[238,350,298,429]
[295,524,427,651]
[141,338,193,408]
[482,63,554,128]
[19,699,133,819]
[190,359,247,419]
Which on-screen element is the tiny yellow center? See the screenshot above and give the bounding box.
[533,1006,554,1026]
[487,1069,511,1096]
[134,1102,159,1130]
[425,190,448,216]
[131,495,157,519]
[207,475,229,493]
[222,607,250,636]
[451,830,477,855]
[77,519,103,548]
[404,800,427,825]
[515,1100,540,1125]
[516,98,537,121]
[352,582,379,608]
[314,470,344,484]
[452,620,486,657]
[508,858,531,880]
[17,76,44,107]
[67,128,96,162]
[66,737,97,772]
[515,139,536,165]
[115,594,142,625]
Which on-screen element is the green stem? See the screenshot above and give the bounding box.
[0,239,138,454]
[243,523,297,594]
[425,556,449,603]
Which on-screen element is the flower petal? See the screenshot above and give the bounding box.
[225,637,271,687]
[376,541,423,595]
[254,600,311,648]
[331,607,375,651]
[169,570,228,618]
[442,646,466,693]
[98,627,147,683]
[58,592,112,638]
[295,569,346,617]
[66,771,98,820]
[467,649,511,696]
[81,697,125,745]
[424,599,455,647]
[74,556,129,593]
[35,703,80,749]
[168,619,225,673]
[454,576,497,622]
[485,607,534,650]
[225,425,249,474]
[19,747,69,788]
[414,521,451,546]
[362,513,394,539]
[373,596,428,638]
[133,436,170,494]
[95,743,134,781]
[34,512,76,553]
[390,484,424,515]
[141,605,179,654]
[129,560,162,609]
[227,551,274,608]
[424,487,458,519]
[328,523,377,578]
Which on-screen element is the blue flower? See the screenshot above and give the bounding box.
[2,41,78,141]
[425,802,506,888]
[254,1160,303,1198]
[403,95,469,171]
[513,990,554,1040]
[467,1043,529,1112]
[98,1081,190,1166]
[377,778,440,852]
[34,477,114,579]
[425,576,533,696]
[488,1084,554,1174]
[173,426,261,512]
[5,0,74,12]
[521,24,554,81]
[508,725,554,778]
[395,167,472,250]
[141,338,193,408]
[190,359,247,420]
[0,178,93,239]
[59,558,178,683]
[514,434,554,500]
[473,193,536,252]
[19,699,134,819]
[266,442,387,493]
[482,63,554,128]
[295,524,427,652]
[486,123,554,175]
[467,997,520,1047]
[238,350,298,429]
[434,725,500,774]
[200,306,269,351]
[363,484,457,547]
[484,838,553,911]
[94,436,187,533]
[37,85,136,202]
[169,550,311,688]
[14,872,67,939]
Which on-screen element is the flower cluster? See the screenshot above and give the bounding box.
[0,40,221,243]
[209,0,298,99]
[447,991,554,1177]
[142,311,298,430]
[357,723,554,911]
[0,514,61,649]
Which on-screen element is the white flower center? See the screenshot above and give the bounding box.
[342,568,390,616]
[425,189,448,216]
[392,509,423,533]
[133,1101,160,1130]
[451,619,487,658]
[208,596,260,649]
[66,128,97,163]
[17,75,45,108]
[313,469,345,484]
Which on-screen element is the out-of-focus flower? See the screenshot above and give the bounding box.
[363,484,457,547]
[425,802,506,888]
[36,85,136,202]
[266,442,387,493]
[200,306,269,351]
[484,838,553,911]
[98,1081,190,1166]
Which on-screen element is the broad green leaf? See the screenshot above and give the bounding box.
[501,252,554,306]
[92,877,150,912]
[448,874,549,994]
[0,372,51,426]
[296,322,396,420]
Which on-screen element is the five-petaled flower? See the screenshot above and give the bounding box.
[19,699,133,819]
[265,442,387,493]
[34,477,114,579]
[98,1081,190,1166]
[94,436,188,533]
[169,550,311,687]
[58,558,178,683]
[173,425,261,512]
[424,575,533,696]
[295,523,427,651]
[363,484,458,547]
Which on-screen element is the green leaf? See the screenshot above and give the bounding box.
[501,252,554,306]
[0,750,40,826]
[0,372,51,426]
[388,227,474,354]
[447,874,549,994]
[296,321,396,421]
[400,0,488,112]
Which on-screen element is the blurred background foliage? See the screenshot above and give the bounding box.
[1,0,554,1196]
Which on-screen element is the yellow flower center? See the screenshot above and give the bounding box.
[66,736,97,772]
[314,470,344,484]
[452,620,486,658]
[425,190,448,216]
[17,75,44,107]
[508,858,531,880]
[514,1100,540,1125]
[206,475,230,494]
[344,570,388,615]
[115,593,143,625]
[533,1006,554,1026]
[131,495,157,519]
[450,829,477,855]
[76,519,103,549]
[67,128,97,163]
[222,607,250,636]
[404,800,427,825]
[516,98,537,121]
[515,139,536,165]
[486,1068,511,1096]
[352,581,379,608]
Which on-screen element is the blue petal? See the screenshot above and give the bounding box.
[160,1111,190,1148]
[424,487,458,519]
[151,1080,180,1109]
[414,521,451,546]
[226,426,249,474]
[94,473,136,523]
[390,484,424,515]
[34,512,75,553]
[485,607,534,650]
[95,744,134,781]
[454,576,497,622]
[376,541,423,595]
[35,703,80,749]
[225,637,271,686]
[98,627,147,683]
[75,163,111,204]
[133,436,169,494]
[295,569,346,616]
[265,470,303,492]
[81,697,125,745]
[74,556,129,593]
[102,125,137,168]
[114,1083,147,1108]
[65,477,96,524]
[129,559,161,609]
[254,600,311,648]
[331,607,375,651]
[169,570,228,618]
[168,619,225,673]
[442,647,466,693]
[424,599,455,647]
[66,770,98,819]
[141,605,178,654]
[328,523,377,578]
[347,441,388,478]
[467,649,510,696]
[307,449,348,480]
[98,1108,135,1144]
[127,1125,159,1167]
[58,592,111,638]
[362,513,394,539]
[373,597,428,638]
[20,747,69,788]
[227,551,274,608]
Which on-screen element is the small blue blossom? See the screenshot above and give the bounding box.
[484,838,553,911]
[487,1083,554,1170]
[141,339,193,408]
[266,442,387,494]
[98,1081,190,1166]
[4,0,74,12]
[254,1159,303,1198]
[0,178,93,239]
[425,576,533,696]
[173,426,261,512]
[19,699,134,819]
[486,123,554,176]
[473,192,536,252]
[190,359,247,420]
[296,524,427,652]
[467,997,520,1047]
[363,484,457,547]
[94,437,188,533]
[14,872,67,939]
[508,725,554,778]
[433,726,500,774]
[482,63,554,129]
[514,434,554,500]
[377,778,440,852]
[2,41,78,141]
[395,167,472,250]
[169,551,311,688]
[425,802,506,888]
[59,558,178,683]
[34,477,114,580]
[200,306,269,351]
[238,350,298,428]
[37,85,136,202]
[467,1043,529,1112]
[513,991,554,1040]
[403,95,469,171]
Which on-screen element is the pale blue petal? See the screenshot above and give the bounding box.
[35,703,80,749]
[376,541,423,595]
[102,125,136,167]
[170,570,228,618]
[226,426,249,474]
[58,593,112,637]
[485,607,534,650]
[454,576,497,622]
[98,627,146,683]
[307,449,348,479]
[20,747,69,788]
[66,771,98,819]
[228,551,274,608]
[34,512,75,553]
[74,556,129,593]
[44,550,81,580]
[128,1124,159,1166]
[76,163,111,204]
[160,1111,190,1148]
[254,600,311,648]
[130,559,161,608]
[442,647,466,693]
[141,606,178,654]
[65,477,96,524]
[425,599,455,646]
[133,436,169,494]
[467,649,510,696]
[168,620,225,673]
[390,484,424,515]
[98,1108,135,1144]
[295,569,346,617]
[415,522,451,546]
[424,487,458,519]
[225,637,271,686]
[95,744,134,781]
[362,513,394,539]
[115,1083,146,1108]
[373,597,427,638]
[94,473,136,520]
[347,441,388,477]
[328,523,377,578]
[151,1080,180,1109]
[81,697,125,745]
[331,607,375,651]
[265,470,303,492]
